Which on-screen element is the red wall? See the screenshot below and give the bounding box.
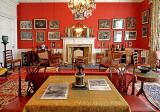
[17,2,150,50]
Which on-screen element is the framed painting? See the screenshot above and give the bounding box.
[98,19,111,29]
[113,31,122,42]
[127,17,136,29]
[142,10,149,24]
[34,19,47,29]
[142,25,148,37]
[20,20,32,30]
[48,31,61,40]
[112,18,125,29]
[125,31,137,40]
[102,42,107,47]
[36,31,45,43]
[20,31,33,40]
[98,31,111,41]
[49,20,59,29]
[74,13,85,20]
[128,42,132,47]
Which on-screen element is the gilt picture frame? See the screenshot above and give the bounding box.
[113,31,122,42]
[49,20,59,29]
[48,31,61,40]
[142,10,149,24]
[142,25,148,37]
[20,20,32,30]
[112,18,125,29]
[127,17,136,29]
[34,19,47,29]
[98,19,111,29]
[20,31,33,40]
[125,31,137,40]
[98,31,111,41]
[36,31,45,43]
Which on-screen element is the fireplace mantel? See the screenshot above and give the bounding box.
[62,37,95,64]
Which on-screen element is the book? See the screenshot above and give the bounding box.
[88,79,111,91]
[41,84,69,99]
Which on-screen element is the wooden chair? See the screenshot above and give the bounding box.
[111,52,122,65]
[4,50,21,71]
[99,56,112,72]
[110,64,155,112]
[132,51,150,67]
[37,51,60,67]
[25,66,47,95]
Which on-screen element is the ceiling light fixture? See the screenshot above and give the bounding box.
[68,0,96,19]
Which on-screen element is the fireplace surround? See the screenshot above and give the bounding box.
[62,38,95,64]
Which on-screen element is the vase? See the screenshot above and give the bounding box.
[2,36,8,43]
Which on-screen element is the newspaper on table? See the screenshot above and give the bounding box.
[41,84,69,99]
[88,79,111,91]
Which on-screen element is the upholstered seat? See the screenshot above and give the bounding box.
[123,95,155,112]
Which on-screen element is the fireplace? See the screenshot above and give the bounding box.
[62,38,95,64]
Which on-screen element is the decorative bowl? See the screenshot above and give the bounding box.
[138,66,151,73]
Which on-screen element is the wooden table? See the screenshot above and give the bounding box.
[135,70,159,97]
[23,76,131,112]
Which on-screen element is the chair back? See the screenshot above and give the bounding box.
[132,51,138,65]
[111,52,122,65]
[4,50,13,61]
[110,64,135,94]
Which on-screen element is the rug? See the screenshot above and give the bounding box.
[135,82,160,110]
[0,79,27,111]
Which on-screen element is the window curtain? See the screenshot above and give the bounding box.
[149,0,160,67]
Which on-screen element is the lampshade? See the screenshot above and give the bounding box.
[2,35,8,43]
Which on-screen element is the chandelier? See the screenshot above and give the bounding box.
[68,0,96,19]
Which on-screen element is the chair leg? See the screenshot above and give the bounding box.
[99,66,101,71]
[13,63,15,71]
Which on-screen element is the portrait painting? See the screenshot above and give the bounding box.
[142,10,149,24]
[49,20,59,29]
[127,17,136,29]
[34,19,47,29]
[20,31,33,40]
[142,25,148,37]
[48,31,60,40]
[98,19,111,29]
[20,20,32,30]
[113,31,122,42]
[98,31,111,41]
[36,31,45,43]
[112,19,125,29]
[125,31,137,40]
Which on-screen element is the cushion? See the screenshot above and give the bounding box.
[0,68,7,75]
[38,52,48,59]
[123,95,155,112]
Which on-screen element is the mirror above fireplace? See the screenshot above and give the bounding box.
[64,22,94,38]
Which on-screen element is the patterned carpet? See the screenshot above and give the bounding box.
[0,71,28,111]
[135,82,160,111]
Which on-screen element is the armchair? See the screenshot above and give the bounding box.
[37,51,60,67]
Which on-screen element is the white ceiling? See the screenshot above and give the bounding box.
[18,0,144,3]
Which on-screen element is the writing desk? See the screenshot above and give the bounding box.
[23,76,131,112]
